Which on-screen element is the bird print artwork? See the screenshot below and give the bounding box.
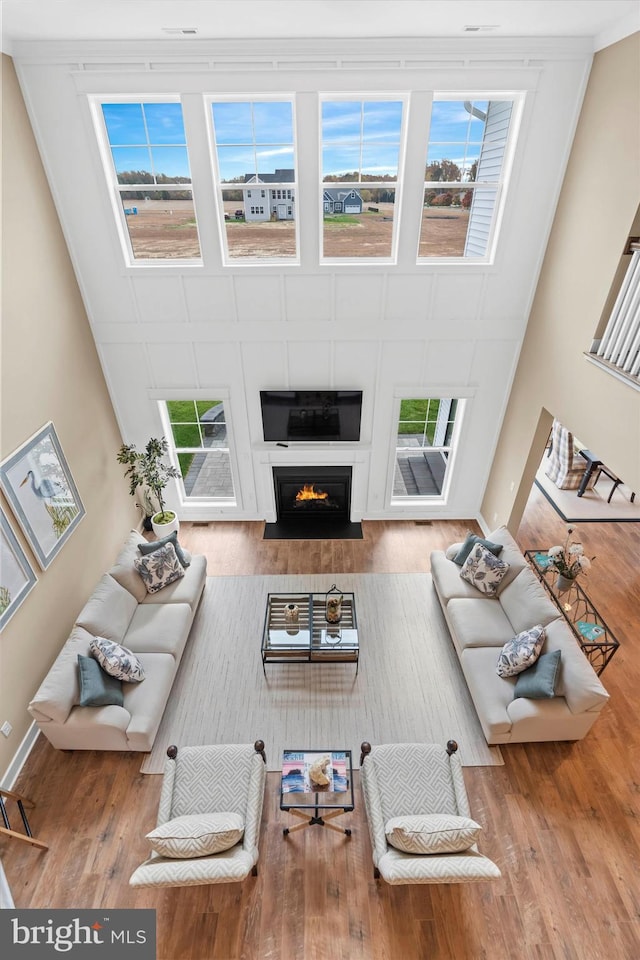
[20,470,66,501]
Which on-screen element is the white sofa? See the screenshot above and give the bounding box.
[430,526,609,745]
[28,530,207,751]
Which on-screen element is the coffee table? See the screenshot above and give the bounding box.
[261,592,359,675]
[280,749,354,837]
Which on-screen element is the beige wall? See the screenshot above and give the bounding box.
[483,33,640,533]
[0,56,137,778]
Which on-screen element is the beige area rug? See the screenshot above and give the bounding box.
[141,574,503,774]
[535,463,639,523]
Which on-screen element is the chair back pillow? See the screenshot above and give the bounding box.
[147,812,244,859]
[385,814,481,854]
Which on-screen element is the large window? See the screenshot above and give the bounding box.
[210,99,297,261]
[321,99,404,260]
[164,401,236,501]
[392,398,460,500]
[419,98,515,260]
[99,100,201,262]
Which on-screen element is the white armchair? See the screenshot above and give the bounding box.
[359,740,501,885]
[130,741,266,888]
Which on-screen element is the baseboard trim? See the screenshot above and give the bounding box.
[0,721,40,790]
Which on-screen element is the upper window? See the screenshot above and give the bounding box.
[99,100,201,262]
[210,99,298,261]
[321,99,404,260]
[419,98,515,260]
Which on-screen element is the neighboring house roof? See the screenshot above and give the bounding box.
[323,187,362,202]
[243,168,295,184]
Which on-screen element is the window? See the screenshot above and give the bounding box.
[98,100,201,262]
[164,401,236,501]
[419,98,515,260]
[392,398,461,500]
[210,99,297,260]
[321,98,404,260]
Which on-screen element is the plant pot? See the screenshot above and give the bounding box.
[151,511,179,538]
[555,574,575,594]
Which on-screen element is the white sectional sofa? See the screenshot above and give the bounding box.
[430,526,609,745]
[28,530,207,751]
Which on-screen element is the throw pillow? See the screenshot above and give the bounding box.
[385,814,481,855]
[146,812,244,859]
[514,649,562,699]
[453,532,504,566]
[134,542,185,594]
[77,654,124,707]
[459,543,511,596]
[138,531,190,568]
[496,624,546,678]
[89,635,145,683]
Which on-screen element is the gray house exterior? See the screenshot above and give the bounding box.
[323,187,363,214]
[243,169,295,221]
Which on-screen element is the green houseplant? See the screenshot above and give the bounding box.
[117,437,181,535]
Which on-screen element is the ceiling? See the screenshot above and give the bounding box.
[1,0,639,53]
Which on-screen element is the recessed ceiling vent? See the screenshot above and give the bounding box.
[463,25,499,32]
[162,27,199,36]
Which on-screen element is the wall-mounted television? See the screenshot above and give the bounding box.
[260,390,362,442]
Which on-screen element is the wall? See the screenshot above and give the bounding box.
[0,55,136,779]
[483,33,640,532]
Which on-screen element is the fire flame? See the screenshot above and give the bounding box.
[296,484,329,502]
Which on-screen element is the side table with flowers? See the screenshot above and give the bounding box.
[546,526,595,593]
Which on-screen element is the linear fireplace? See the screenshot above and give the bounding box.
[265,466,362,540]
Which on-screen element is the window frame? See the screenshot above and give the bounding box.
[90,95,203,268]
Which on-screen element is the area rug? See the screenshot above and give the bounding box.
[535,463,639,523]
[141,573,503,773]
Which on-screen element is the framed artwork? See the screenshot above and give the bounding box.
[0,422,85,570]
[0,507,38,630]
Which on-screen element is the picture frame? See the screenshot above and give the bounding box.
[0,507,38,630]
[0,422,85,570]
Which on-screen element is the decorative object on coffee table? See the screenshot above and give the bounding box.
[325,583,343,623]
[284,602,299,623]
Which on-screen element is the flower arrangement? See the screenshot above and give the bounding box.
[547,526,594,581]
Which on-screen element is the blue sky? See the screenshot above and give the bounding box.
[103,102,192,179]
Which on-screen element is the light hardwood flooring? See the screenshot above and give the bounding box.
[2,490,639,959]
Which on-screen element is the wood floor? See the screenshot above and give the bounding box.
[3,490,639,960]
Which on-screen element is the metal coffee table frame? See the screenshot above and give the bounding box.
[261,592,359,674]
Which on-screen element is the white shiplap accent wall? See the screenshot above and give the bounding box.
[12,38,593,521]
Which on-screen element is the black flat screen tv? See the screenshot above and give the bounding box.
[260,390,362,442]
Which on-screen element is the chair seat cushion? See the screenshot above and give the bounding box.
[147,812,244,859]
[385,814,481,854]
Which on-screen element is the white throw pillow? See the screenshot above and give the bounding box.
[89,635,145,683]
[496,624,546,678]
[133,541,185,594]
[459,542,510,596]
[147,812,244,859]
[385,814,481,854]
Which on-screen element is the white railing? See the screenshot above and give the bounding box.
[590,248,640,385]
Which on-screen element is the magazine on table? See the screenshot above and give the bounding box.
[281,751,348,793]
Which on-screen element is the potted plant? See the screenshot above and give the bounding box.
[547,526,595,593]
[117,437,181,537]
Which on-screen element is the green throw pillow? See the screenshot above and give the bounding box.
[138,530,190,568]
[453,532,503,566]
[77,654,124,707]
[513,650,561,700]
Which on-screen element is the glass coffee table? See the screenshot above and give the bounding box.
[280,749,354,837]
[261,592,359,675]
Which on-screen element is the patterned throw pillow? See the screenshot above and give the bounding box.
[134,541,185,594]
[89,635,145,683]
[138,530,190,568]
[459,542,511,596]
[146,813,244,859]
[385,814,481,854]
[453,532,504,566]
[496,624,546,678]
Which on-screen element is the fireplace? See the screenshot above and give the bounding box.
[273,466,352,522]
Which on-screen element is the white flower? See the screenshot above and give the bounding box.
[578,556,591,570]
[548,546,563,557]
[569,544,584,556]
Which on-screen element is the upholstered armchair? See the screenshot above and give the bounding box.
[359,741,501,885]
[130,741,266,888]
[544,419,590,491]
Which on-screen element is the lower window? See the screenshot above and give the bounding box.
[391,398,460,500]
[164,400,236,502]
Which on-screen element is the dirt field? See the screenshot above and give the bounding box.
[124,199,469,260]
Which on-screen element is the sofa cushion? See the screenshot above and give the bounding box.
[90,636,146,683]
[134,542,185,594]
[125,603,193,660]
[76,574,138,644]
[431,551,492,604]
[496,625,545,677]
[453,533,503,566]
[446,598,516,649]
[108,529,150,603]
[460,647,515,738]
[460,543,510,596]
[385,814,481,854]
[542,619,609,714]
[28,626,94,724]
[513,650,562,699]
[121,653,177,751]
[147,812,244,859]
[499,567,561,634]
[77,654,124,707]
[482,526,529,588]
[138,530,191,568]
[141,554,207,610]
